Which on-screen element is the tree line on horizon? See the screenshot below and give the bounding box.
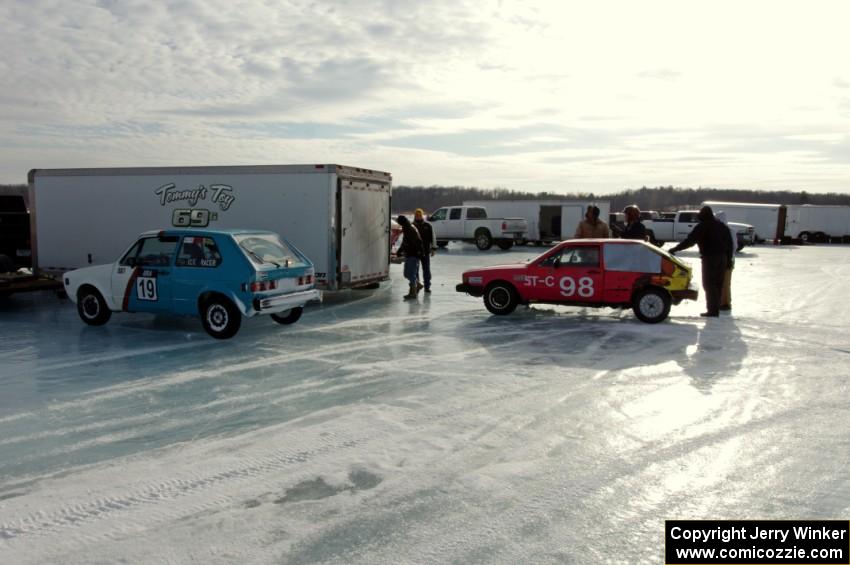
[5,182,850,216]
[391,185,850,214]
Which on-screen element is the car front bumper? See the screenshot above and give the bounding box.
[456,283,484,297]
[671,288,699,303]
[253,289,321,314]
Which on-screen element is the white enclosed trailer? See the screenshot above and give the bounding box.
[783,204,850,243]
[462,199,611,244]
[28,164,392,290]
[700,201,785,242]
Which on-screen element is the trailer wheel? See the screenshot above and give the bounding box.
[271,307,303,325]
[77,286,112,326]
[799,231,810,243]
[474,229,493,251]
[200,296,241,339]
[483,282,518,315]
[496,239,513,250]
[632,287,671,323]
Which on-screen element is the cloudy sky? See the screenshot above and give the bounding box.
[3,0,850,194]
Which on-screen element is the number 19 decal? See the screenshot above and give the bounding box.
[560,276,594,298]
[136,276,158,301]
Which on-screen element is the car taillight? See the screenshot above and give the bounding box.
[250,280,278,292]
[297,274,313,285]
[502,222,507,230]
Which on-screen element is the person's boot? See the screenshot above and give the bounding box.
[416,282,423,295]
[403,284,417,300]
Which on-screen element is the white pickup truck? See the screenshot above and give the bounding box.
[645,210,755,251]
[428,206,528,250]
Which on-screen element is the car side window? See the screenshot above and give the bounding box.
[540,246,599,267]
[176,236,222,268]
[449,208,462,220]
[466,208,487,219]
[679,213,698,223]
[120,236,179,267]
[539,248,565,267]
[430,209,447,221]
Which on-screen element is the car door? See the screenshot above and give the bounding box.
[675,212,699,240]
[428,208,449,240]
[112,235,178,312]
[526,243,603,303]
[444,207,464,238]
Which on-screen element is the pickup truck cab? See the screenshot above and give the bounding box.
[645,210,755,251]
[429,206,528,251]
[456,239,697,323]
[64,228,320,339]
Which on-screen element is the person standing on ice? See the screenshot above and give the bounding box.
[715,211,736,311]
[574,205,610,238]
[620,205,648,241]
[669,205,733,317]
[396,215,424,300]
[413,208,436,294]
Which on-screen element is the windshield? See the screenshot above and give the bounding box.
[235,234,306,268]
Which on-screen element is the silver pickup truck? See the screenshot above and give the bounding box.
[429,206,528,250]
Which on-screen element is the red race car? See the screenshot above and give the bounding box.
[456,239,698,323]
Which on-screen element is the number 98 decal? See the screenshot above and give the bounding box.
[136,276,158,301]
[560,276,594,298]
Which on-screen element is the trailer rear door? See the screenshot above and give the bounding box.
[338,177,391,287]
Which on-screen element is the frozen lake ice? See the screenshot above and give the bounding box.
[1,243,849,564]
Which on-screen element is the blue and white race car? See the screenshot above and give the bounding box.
[64,228,320,339]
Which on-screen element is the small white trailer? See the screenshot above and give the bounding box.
[462,199,611,244]
[29,164,392,290]
[701,201,785,242]
[783,204,850,243]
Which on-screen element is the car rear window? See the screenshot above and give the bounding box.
[603,243,662,273]
[235,234,307,268]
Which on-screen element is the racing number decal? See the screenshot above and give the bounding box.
[559,276,594,298]
[524,275,595,298]
[136,276,158,301]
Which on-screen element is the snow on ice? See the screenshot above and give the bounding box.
[1,244,849,564]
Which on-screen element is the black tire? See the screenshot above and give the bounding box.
[483,282,518,315]
[496,239,513,250]
[436,241,448,248]
[799,231,810,243]
[534,241,544,246]
[77,286,112,326]
[474,229,493,251]
[632,287,671,323]
[271,306,303,325]
[200,296,241,339]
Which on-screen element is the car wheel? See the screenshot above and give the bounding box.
[271,307,303,325]
[496,239,513,250]
[201,296,241,339]
[483,282,518,315]
[475,229,493,251]
[632,287,671,323]
[799,231,810,243]
[436,241,448,248]
[77,286,112,326]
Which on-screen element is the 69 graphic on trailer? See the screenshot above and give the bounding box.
[171,208,217,228]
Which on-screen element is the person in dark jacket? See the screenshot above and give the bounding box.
[669,205,734,317]
[413,208,436,293]
[621,205,648,241]
[396,215,424,300]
